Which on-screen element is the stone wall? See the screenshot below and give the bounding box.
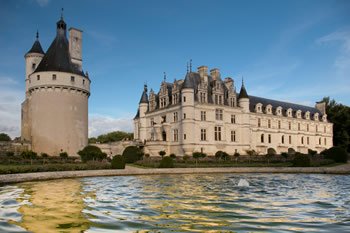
[0,142,31,156]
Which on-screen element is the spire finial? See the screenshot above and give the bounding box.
[186,62,189,73]
[61,8,64,19]
[144,82,148,92]
[190,59,192,72]
[242,76,244,87]
[36,30,39,40]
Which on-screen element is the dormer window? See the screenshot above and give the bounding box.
[52,74,56,80]
[266,104,272,114]
[314,113,319,121]
[296,110,302,118]
[71,76,75,82]
[322,114,327,122]
[305,111,310,120]
[255,103,263,113]
[287,108,293,117]
[37,75,40,81]
[276,106,282,116]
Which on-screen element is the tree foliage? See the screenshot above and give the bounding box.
[321,97,350,152]
[111,155,126,169]
[122,146,143,163]
[78,145,107,162]
[159,156,174,168]
[88,131,134,144]
[292,153,311,167]
[0,133,11,142]
[323,146,348,163]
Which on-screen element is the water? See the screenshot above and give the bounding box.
[1,174,350,232]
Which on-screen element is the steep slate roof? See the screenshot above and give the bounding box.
[249,95,322,115]
[34,18,86,77]
[139,85,149,104]
[27,33,45,55]
[238,84,249,99]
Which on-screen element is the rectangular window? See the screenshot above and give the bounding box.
[201,111,206,121]
[258,118,261,127]
[183,96,186,102]
[268,134,271,143]
[231,130,236,142]
[83,79,85,85]
[173,112,178,122]
[307,137,309,145]
[71,76,75,82]
[161,115,166,123]
[282,135,284,144]
[173,129,178,142]
[324,138,326,145]
[307,124,309,132]
[316,125,318,132]
[230,97,235,107]
[52,74,56,80]
[37,75,40,81]
[289,122,291,130]
[183,113,186,119]
[150,118,154,126]
[184,134,186,140]
[324,126,326,133]
[214,126,221,141]
[268,119,271,128]
[201,129,206,141]
[231,114,236,124]
[32,63,36,70]
[298,123,300,131]
[214,95,218,104]
[278,121,281,129]
[215,109,223,121]
[219,95,222,105]
[289,135,292,144]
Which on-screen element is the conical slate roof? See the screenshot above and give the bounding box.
[238,83,249,99]
[34,17,85,77]
[26,32,44,55]
[139,84,149,104]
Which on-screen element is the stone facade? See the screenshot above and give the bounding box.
[134,66,333,156]
[21,16,90,156]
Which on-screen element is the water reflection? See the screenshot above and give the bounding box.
[18,179,89,233]
[1,174,350,232]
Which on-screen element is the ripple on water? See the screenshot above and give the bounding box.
[1,174,350,232]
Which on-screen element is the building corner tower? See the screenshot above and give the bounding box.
[21,15,90,156]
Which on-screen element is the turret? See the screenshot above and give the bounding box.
[238,79,250,113]
[138,84,149,141]
[24,31,45,95]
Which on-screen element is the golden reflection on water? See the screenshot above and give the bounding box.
[17,179,89,233]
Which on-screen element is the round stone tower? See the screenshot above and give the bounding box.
[22,15,90,156]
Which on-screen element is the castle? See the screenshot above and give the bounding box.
[21,15,90,156]
[134,65,333,156]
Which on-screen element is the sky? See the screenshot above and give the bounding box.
[0,0,349,138]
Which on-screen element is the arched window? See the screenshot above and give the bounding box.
[301,136,304,144]
[281,135,284,144]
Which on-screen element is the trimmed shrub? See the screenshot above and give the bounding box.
[169,153,176,159]
[292,153,311,167]
[183,155,190,163]
[159,150,166,158]
[59,152,68,159]
[308,149,317,156]
[78,145,106,162]
[215,151,229,161]
[159,156,174,168]
[281,152,288,161]
[122,146,143,163]
[111,155,125,169]
[324,146,348,163]
[41,153,49,158]
[21,151,38,159]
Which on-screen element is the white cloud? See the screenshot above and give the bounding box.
[0,76,23,139]
[35,0,50,7]
[89,114,133,137]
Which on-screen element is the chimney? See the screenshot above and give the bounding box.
[210,68,220,81]
[69,28,83,71]
[315,101,326,115]
[197,66,208,78]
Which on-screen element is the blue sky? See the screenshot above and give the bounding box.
[0,0,349,138]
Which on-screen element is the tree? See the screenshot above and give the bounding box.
[78,145,106,162]
[158,150,166,158]
[21,150,37,165]
[281,152,288,162]
[321,97,350,152]
[245,150,257,163]
[169,153,176,159]
[122,146,143,163]
[323,146,348,163]
[215,151,229,161]
[0,133,11,141]
[89,131,134,144]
